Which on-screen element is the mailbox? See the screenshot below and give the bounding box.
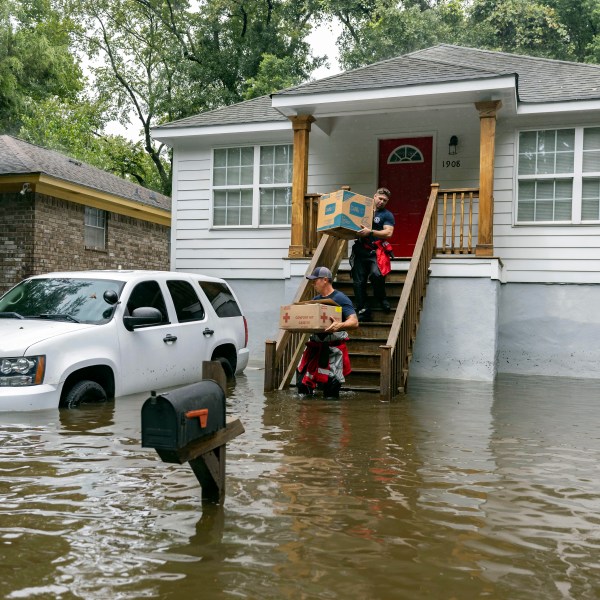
[141,380,226,463]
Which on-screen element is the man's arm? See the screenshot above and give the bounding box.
[357,224,394,239]
[325,312,358,333]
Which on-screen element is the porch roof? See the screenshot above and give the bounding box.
[152,44,600,138]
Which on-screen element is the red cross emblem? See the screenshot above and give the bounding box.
[283,312,291,323]
[321,310,329,323]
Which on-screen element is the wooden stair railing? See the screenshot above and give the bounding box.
[264,233,348,392]
[380,184,440,400]
[438,188,479,254]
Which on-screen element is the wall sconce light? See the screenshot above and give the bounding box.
[449,135,459,155]
[20,183,32,196]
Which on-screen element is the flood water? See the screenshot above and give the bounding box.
[0,369,599,600]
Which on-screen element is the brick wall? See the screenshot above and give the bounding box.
[0,193,35,292]
[0,192,170,294]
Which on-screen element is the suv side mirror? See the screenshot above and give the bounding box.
[124,307,163,331]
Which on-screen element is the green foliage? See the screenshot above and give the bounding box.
[0,0,83,134]
[243,54,310,99]
[468,0,571,59]
[18,95,167,193]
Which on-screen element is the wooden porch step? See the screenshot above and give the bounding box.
[355,322,392,338]
[347,337,387,353]
[349,352,380,369]
[334,280,405,298]
[336,270,407,284]
[343,368,381,387]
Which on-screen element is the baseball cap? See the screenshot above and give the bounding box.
[306,266,332,280]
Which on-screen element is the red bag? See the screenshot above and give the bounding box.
[375,243,391,276]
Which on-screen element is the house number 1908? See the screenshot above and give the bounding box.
[442,160,461,168]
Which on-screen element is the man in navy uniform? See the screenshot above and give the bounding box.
[350,187,395,322]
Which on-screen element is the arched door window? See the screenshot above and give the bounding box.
[387,145,424,164]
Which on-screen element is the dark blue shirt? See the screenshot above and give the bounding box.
[313,290,356,321]
[373,207,395,231]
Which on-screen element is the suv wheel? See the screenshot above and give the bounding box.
[214,357,234,379]
[63,380,107,409]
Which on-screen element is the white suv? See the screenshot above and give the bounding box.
[0,270,249,411]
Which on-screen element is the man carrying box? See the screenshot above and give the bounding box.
[350,187,396,322]
[296,266,358,398]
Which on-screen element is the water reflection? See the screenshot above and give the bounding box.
[0,372,599,599]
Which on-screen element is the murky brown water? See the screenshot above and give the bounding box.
[0,370,599,599]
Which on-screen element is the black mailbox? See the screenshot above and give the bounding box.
[141,380,226,464]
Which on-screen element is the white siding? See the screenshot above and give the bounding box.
[494,114,600,283]
[169,104,600,284]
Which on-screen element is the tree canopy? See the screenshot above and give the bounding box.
[1,0,599,195]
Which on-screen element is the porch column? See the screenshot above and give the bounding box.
[288,114,315,258]
[475,100,502,256]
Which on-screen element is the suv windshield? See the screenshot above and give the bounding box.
[0,278,125,324]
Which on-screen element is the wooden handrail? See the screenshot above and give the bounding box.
[264,233,348,392]
[303,193,322,256]
[438,188,479,254]
[380,184,440,400]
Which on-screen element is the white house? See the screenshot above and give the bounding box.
[151,44,600,386]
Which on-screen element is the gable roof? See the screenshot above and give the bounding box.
[0,135,170,212]
[153,44,600,134]
[153,95,287,131]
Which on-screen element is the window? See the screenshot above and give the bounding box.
[198,281,242,317]
[212,144,293,227]
[167,280,205,322]
[84,207,107,249]
[517,127,600,224]
[387,145,424,164]
[126,281,168,324]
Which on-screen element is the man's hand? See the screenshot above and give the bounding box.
[357,226,371,238]
[325,317,344,333]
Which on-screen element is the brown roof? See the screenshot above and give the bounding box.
[0,135,170,212]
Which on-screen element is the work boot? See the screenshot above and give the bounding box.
[358,308,372,322]
[381,299,391,313]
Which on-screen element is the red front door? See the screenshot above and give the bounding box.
[378,137,433,257]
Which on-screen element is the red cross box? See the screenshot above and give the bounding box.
[279,301,342,332]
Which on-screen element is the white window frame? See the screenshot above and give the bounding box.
[211,144,293,229]
[515,126,600,225]
[84,206,107,249]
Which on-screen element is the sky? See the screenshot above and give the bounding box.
[107,19,343,140]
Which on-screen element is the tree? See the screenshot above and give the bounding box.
[548,0,600,63]
[322,0,467,70]
[19,95,167,191]
[468,0,571,60]
[0,0,83,134]
[67,0,326,194]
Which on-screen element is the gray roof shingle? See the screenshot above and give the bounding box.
[0,135,171,212]
[276,54,505,96]
[153,95,287,130]
[155,44,600,132]
[409,45,600,103]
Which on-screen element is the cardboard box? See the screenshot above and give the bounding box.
[316,190,374,240]
[279,301,342,332]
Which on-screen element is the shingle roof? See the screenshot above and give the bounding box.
[0,135,171,211]
[276,53,505,96]
[155,45,600,132]
[409,45,600,103]
[153,95,287,130]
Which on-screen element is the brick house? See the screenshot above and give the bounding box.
[0,135,171,293]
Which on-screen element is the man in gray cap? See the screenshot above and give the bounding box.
[296,266,358,397]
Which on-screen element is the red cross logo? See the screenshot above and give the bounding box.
[283,312,291,323]
[321,311,329,323]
